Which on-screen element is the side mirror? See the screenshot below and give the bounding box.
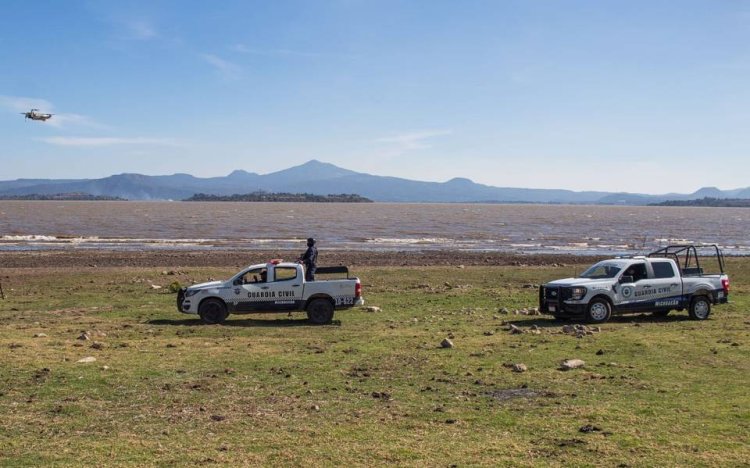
[620,275,634,284]
[232,279,242,286]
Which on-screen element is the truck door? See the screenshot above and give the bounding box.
[648,260,683,309]
[265,265,304,310]
[617,261,651,312]
[236,267,272,312]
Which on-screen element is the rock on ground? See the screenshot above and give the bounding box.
[440,338,454,349]
[560,359,585,370]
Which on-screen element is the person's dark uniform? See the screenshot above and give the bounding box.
[299,238,318,281]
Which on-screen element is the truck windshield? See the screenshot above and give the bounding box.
[579,262,622,279]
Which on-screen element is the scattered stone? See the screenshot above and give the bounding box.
[77,332,90,341]
[483,331,495,336]
[596,349,605,356]
[512,363,528,373]
[562,325,576,334]
[498,307,509,314]
[440,338,454,349]
[560,359,585,370]
[102,365,110,370]
[508,324,523,334]
[312,405,320,412]
[457,265,465,269]
[150,284,162,290]
[365,306,381,313]
[33,333,47,338]
[77,356,97,363]
[371,391,392,401]
[210,415,226,422]
[90,341,104,350]
[522,284,537,289]
[579,424,602,433]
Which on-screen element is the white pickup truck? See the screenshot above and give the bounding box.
[177,260,364,324]
[539,245,730,323]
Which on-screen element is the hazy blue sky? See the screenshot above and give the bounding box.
[1,1,748,193]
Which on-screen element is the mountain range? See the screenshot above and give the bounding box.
[1,160,748,204]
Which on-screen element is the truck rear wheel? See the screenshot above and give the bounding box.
[688,296,711,320]
[585,298,612,324]
[307,299,334,325]
[199,298,229,325]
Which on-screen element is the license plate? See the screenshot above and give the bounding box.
[548,305,556,312]
[718,291,724,299]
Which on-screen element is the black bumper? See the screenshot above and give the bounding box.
[539,286,586,317]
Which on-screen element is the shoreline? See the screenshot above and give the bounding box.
[0,249,604,269]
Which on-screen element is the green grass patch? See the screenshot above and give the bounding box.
[0,260,748,465]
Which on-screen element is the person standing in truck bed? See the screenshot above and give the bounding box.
[298,237,318,281]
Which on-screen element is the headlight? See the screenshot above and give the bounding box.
[185,289,201,297]
[570,287,587,300]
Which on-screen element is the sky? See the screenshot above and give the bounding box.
[1,0,749,193]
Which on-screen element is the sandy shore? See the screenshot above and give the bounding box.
[0,249,601,269]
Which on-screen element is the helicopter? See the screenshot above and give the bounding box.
[20,109,54,122]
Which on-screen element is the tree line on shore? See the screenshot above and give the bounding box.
[649,197,750,207]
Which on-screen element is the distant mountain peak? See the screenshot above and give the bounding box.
[266,159,359,180]
[446,177,475,185]
[692,186,726,198]
[227,169,258,178]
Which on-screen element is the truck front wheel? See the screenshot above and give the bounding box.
[199,298,229,325]
[688,296,711,320]
[585,298,612,324]
[307,299,334,325]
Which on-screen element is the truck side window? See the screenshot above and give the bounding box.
[652,262,676,279]
[274,267,298,282]
[241,268,266,284]
[624,263,648,282]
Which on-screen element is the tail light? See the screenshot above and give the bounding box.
[355,281,361,298]
[722,278,729,294]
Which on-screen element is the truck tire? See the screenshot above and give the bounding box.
[199,298,229,325]
[306,299,334,325]
[688,296,711,320]
[585,298,612,324]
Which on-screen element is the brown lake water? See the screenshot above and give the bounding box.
[0,201,748,255]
